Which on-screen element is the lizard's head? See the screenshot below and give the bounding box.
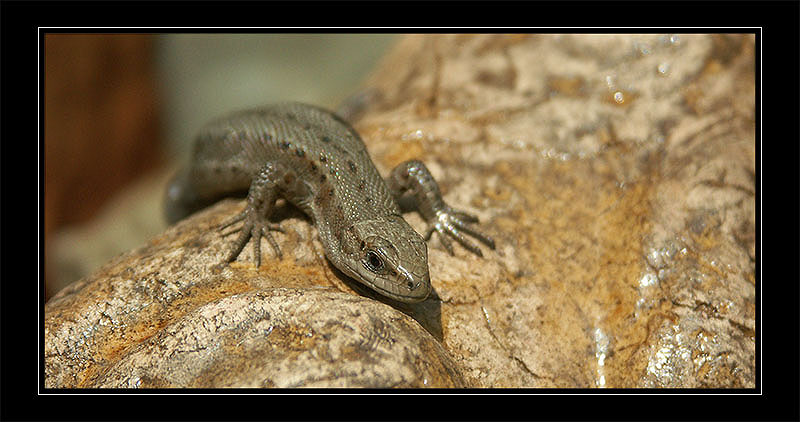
[339,216,431,303]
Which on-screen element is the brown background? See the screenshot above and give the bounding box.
[45,34,163,299]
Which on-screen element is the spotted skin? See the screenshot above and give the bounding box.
[165,102,494,303]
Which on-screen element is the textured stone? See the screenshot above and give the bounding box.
[91,288,469,388]
[354,34,755,388]
[45,202,472,388]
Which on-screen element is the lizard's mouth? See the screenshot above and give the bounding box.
[368,281,431,303]
[341,262,430,303]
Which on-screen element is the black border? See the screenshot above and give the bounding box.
[1,1,794,421]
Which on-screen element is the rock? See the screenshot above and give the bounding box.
[354,34,755,388]
[93,288,469,388]
[45,202,472,388]
[45,34,755,388]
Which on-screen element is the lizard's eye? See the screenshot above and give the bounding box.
[364,251,384,272]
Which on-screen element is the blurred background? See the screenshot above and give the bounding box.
[44,34,398,300]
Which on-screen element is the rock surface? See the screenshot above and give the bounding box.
[45,34,756,388]
[45,201,472,388]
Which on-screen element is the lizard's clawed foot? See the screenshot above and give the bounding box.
[423,206,495,257]
[220,206,284,266]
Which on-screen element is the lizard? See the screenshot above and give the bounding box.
[164,102,495,303]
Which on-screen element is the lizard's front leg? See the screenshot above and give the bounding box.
[387,160,495,257]
[219,163,286,266]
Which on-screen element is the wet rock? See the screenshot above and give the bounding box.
[45,34,755,388]
[354,34,755,388]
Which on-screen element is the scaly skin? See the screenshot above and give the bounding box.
[165,102,494,303]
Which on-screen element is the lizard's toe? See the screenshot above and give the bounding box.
[221,207,284,266]
[425,207,495,257]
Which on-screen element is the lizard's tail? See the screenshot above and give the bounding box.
[163,170,201,225]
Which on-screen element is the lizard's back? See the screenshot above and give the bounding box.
[165,102,397,225]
